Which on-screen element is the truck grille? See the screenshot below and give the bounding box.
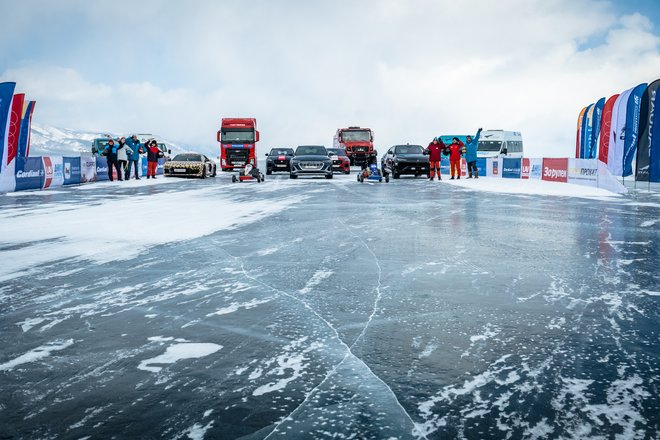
[226,149,249,165]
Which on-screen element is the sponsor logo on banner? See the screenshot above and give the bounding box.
[64,162,71,180]
[43,156,54,188]
[63,157,82,185]
[569,159,598,182]
[502,158,522,178]
[81,157,96,183]
[15,157,44,191]
[542,158,569,182]
[521,158,530,179]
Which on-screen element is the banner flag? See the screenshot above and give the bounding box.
[581,103,594,158]
[0,82,17,174]
[17,101,36,158]
[589,97,606,159]
[576,106,587,158]
[622,83,647,177]
[598,94,619,164]
[6,93,25,168]
[609,87,633,176]
[636,79,659,181]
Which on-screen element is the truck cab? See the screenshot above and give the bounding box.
[476,130,523,158]
[217,118,260,171]
[333,126,376,167]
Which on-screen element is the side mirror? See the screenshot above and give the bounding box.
[216,131,221,142]
[502,148,508,156]
[168,149,171,154]
[255,130,260,142]
[265,153,268,156]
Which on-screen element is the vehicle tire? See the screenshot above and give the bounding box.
[344,169,350,174]
[379,178,382,182]
[325,174,333,179]
[212,166,217,177]
[266,169,272,175]
[260,173,265,182]
[201,168,207,179]
[290,174,297,179]
[232,175,237,183]
[385,176,390,183]
[392,168,400,179]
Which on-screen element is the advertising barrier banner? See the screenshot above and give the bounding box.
[476,158,487,177]
[157,158,166,175]
[529,158,543,179]
[502,158,522,178]
[542,158,568,183]
[96,156,109,181]
[63,157,82,185]
[14,156,44,191]
[141,157,148,176]
[81,156,96,183]
[42,156,64,189]
[440,157,450,175]
[486,158,502,177]
[568,158,598,185]
[521,158,530,179]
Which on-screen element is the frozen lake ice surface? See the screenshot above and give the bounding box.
[0,174,658,439]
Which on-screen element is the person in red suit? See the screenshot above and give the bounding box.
[448,137,465,179]
[425,137,445,180]
[146,140,162,179]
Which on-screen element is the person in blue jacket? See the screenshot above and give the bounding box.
[125,134,143,180]
[102,138,123,181]
[465,128,482,178]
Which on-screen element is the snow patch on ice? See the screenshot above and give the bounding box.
[137,343,222,373]
[299,270,333,294]
[0,339,74,371]
[206,298,272,317]
[17,317,46,332]
[256,247,279,256]
[185,421,214,440]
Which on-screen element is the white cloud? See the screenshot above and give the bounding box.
[1,0,659,157]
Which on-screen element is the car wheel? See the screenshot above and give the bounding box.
[325,173,333,179]
[267,169,272,175]
[290,174,297,179]
[392,168,400,179]
[385,176,390,183]
[201,167,207,179]
[260,173,265,182]
[232,175,237,183]
[212,166,217,177]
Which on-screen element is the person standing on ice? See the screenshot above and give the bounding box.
[103,139,123,181]
[448,137,464,179]
[116,137,132,180]
[426,137,445,180]
[125,134,142,180]
[465,128,482,179]
[145,139,161,179]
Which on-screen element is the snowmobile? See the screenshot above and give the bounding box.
[232,163,265,183]
[357,163,389,183]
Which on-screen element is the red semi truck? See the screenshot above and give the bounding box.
[333,126,376,167]
[217,118,260,171]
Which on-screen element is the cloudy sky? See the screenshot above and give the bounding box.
[1,0,659,157]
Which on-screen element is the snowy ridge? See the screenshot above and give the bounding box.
[28,123,210,157]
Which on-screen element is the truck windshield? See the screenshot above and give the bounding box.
[478,140,503,152]
[341,130,371,142]
[222,129,255,143]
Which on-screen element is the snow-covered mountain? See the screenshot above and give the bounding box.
[28,124,215,157]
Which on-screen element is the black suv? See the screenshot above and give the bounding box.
[265,148,294,174]
[381,144,430,179]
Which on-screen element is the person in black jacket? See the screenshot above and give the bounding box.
[103,139,123,181]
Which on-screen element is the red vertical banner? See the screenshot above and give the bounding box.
[6,93,25,166]
[598,94,619,164]
[542,158,568,183]
[43,156,53,188]
[521,158,530,179]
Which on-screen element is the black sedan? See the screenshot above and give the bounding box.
[265,148,294,174]
[381,144,430,179]
[164,153,217,178]
[290,145,333,179]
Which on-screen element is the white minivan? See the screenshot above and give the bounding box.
[476,130,524,158]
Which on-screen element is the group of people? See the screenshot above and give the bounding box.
[102,135,164,181]
[426,128,482,180]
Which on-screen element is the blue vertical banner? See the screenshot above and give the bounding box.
[17,101,36,159]
[580,103,594,158]
[63,156,82,185]
[650,82,660,182]
[589,97,606,159]
[14,156,44,191]
[623,83,648,177]
[0,82,17,173]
